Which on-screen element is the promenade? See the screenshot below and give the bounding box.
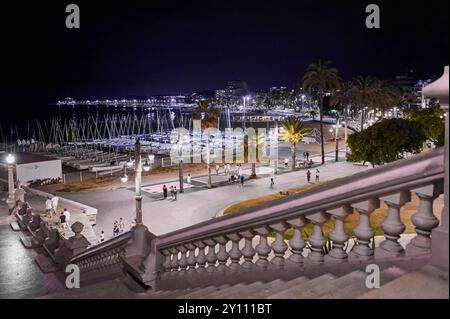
[62,159,368,237]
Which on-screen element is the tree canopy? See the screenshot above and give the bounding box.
[348,118,426,167]
[408,109,445,146]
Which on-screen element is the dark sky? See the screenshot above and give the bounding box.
[1,0,449,106]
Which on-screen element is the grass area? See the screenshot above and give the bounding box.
[56,176,119,192]
[223,181,330,216]
[223,179,421,239]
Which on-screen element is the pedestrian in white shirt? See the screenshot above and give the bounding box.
[187,174,192,184]
[63,208,71,226]
[119,218,125,234]
[51,194,59,214]
[45,197,53,215]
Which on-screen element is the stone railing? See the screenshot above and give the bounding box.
[145,148,444,284]
[70,231,132,274]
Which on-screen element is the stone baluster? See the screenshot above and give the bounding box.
[325,205,353,263]
[176,246,188,271]
[406,183,442,255]
[306,212,329,263]
[185,243,197,271]
[169,247,179,272]
[193,241,207,269]
[226,233,242,272]
[203,239,218,272]
[376,191,411,258]
[161,250,172,274]
[253,226,272,269]
[349,198,380,260]
[239,230,256,269]
[213,236,229,272]
[269,222,289,268]
[286,217,307,264]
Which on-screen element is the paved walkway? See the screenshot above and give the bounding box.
[62,160,369,237]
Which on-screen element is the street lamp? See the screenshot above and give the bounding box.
[142,160,151,172]
[119,139,144,225]
[243,96,250,129]
[5,154,16,210]
[332,119,342,162]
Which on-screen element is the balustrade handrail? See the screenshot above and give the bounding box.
[70,231,132,263]
[157,148,444,250]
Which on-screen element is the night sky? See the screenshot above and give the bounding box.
[1,0,449,108]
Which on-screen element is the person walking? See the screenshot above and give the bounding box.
[170,186,174,200]
[99,230,105,243]
[119,217,125,234]
[306,152,310,162]
[173,186,178,201]
[45,197,53,216]
[315,169,320,182]
[215,164,220,175]
[187,174,192,184]
[240,174,245,187]
[270,176,275,188]
[163,184,168,199]
[306,170,311,183]
[113,221,119,236]
[59,212,67,230]
[62,208,71,226]
[51,194,59,215]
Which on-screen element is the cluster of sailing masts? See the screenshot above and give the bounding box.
[26,111,193,173]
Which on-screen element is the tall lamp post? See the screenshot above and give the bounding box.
[332,118,342,162]
[121,139,146,225]
[134,139,143,225]
[5,154,16,210]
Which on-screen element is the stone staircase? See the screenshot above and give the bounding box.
[44,262,449,299]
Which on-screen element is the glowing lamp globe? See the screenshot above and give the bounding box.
[6,154,15,164]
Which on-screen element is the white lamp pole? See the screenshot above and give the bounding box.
[134,138,143,225]
[5,154,16,210]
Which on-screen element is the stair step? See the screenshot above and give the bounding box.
[293,270,367,299]
[148,288,199,299]
[358,265,449,299]
[322,267,407,299]
[223,281,266,299]
[243,279,287,299]
[201,283,247,299]
[250,276,310,299]
[176,284,231,299]
[267,273,337,299]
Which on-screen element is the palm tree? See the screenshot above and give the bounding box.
[193,100,219,187]
[193,100,220,129]
[282,117,310,171]
[246,131,267,178]
[330,81,358,144]
[352,76,378,130]
[303,60,340,164]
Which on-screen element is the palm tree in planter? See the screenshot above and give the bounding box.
[244,130,268,178]
[303,60,341,164]
[282,117,311,171]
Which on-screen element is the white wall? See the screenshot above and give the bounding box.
[16,160,62,183]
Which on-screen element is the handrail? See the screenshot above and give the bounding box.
[70,231,132,263]
[157,148,444,250]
